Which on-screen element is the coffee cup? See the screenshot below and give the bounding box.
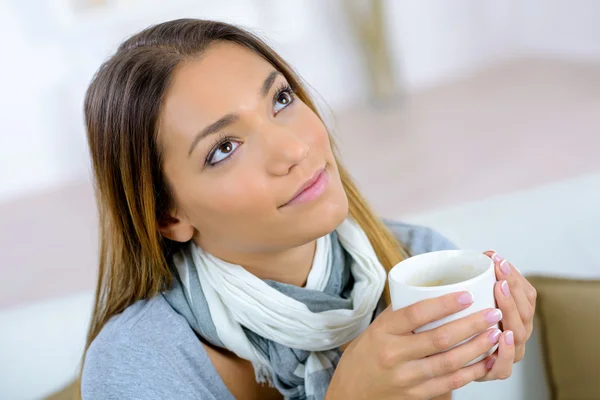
[388,250,499,366]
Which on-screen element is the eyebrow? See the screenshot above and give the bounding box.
[261,70,280,97]
[187,70,282,157]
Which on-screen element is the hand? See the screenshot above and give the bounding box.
[476,251,537,381]
[326,292,504,400]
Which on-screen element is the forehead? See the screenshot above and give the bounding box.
[162,41,275,122]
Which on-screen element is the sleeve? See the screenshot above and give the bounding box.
[81,335,199,400]
[383,219,458,256]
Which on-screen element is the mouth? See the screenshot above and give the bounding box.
[281,167,329,208]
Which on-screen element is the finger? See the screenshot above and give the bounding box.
[510,283,535,344]
[524,279,538,310]
[475,352,498,382]
[479,330,515,381]
[495,261,535,339]
[380,291,475,335]
[525,316,534,343]
[486,250,515,282]
[511,283,535,326]
[407,307,503,359]
[416,327,501,379]
[487,251,537,309]
[488,251,516,284]
[515,342,526,363]
[487,251,537,342]
[495,280,528,347]
[413,357,491,398]
[515,271,538,310]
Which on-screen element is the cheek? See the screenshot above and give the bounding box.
[296,106,331,151]
[191,172,272,217]
[311,121,336,165]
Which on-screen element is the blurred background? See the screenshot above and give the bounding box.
[1,0,599,399]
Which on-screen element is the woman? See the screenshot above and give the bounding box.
[80,19,536,400]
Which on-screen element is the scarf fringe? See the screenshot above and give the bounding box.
[254,362,275,387]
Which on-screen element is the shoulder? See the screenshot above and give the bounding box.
[383,218,458,256]
[82,295,232,400]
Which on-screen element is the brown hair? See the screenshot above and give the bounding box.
[80,17,408,393]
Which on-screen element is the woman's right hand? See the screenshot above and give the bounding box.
[326,292,511,400]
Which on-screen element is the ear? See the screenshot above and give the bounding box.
[158,209,195,243]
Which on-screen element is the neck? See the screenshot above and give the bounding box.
[195,239,318,287]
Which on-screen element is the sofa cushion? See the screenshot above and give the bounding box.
[528,276,600,400]
[44,380,78,400]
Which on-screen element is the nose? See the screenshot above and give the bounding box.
[260,125,310,176]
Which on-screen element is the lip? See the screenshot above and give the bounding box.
[281,168,329,207]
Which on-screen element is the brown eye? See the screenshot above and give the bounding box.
[273,88,295,113]
[277,91,291,105]
[208,139,240,165]
[219,142,233,154]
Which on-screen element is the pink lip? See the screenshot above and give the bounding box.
[282,168,329,207]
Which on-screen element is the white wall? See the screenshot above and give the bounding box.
[384,0,521,92]
[384,0,600,90]
[0,2,74,201]
[519,0,600,60]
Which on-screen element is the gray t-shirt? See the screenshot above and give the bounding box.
[81,221,456,399]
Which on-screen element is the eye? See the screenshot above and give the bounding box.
[273,85,295,114]
[207,139,240,166]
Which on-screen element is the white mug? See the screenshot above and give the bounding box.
[388,250,499,366]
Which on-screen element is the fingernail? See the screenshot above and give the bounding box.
[500,260,511,275]
[505,331,514,346]
[501,280,510,297]
[489,329,502,344]
[485,309,503,324]
[458,291,475,305]
[492,252,504,263]
[486,357,497,369]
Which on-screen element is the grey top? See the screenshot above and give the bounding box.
[81,221,457,400]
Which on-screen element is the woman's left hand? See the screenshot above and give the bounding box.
[476,251,537,381]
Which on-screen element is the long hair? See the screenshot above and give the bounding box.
[81,17,408,393]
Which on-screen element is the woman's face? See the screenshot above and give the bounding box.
[158,41,348,257]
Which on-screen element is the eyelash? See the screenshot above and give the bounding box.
[204,82,296,168]
[272,82,296,112]
[205,132,236,168]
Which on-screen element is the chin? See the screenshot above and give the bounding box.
[304,190,349,240]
